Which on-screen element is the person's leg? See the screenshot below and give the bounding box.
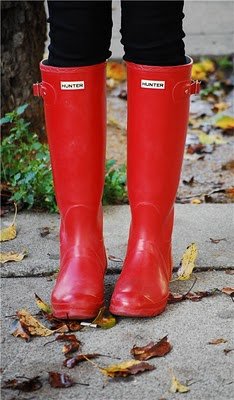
[34,1,112,318]
[47,0,112,66]
[120,0,186,66]
[110,1,199,317]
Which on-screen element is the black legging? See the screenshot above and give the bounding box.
[47,1,186,67]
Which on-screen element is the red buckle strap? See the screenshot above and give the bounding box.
[33,82,43,97]
[190,80,200,95]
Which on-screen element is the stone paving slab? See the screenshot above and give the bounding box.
[1,205,233,278]
[1,271,234,400]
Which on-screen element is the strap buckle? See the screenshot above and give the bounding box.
[33,82,43,97]
[190,80,201,95]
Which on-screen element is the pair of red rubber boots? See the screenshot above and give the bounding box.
[34,58,199,319]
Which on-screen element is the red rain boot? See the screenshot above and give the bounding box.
[110,57,200,317]
[33,61,107,319]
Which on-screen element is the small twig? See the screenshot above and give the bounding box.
[184,276,198,296]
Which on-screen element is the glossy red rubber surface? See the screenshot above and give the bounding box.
[110,58,195,317]
[37,62,107,319]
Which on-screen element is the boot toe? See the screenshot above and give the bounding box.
[110,290,168,317]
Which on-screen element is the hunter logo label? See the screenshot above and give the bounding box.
[141,80,165,89]
[60,81,85,90]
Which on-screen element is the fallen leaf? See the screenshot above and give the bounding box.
[225,270,234,275]
[226,187,234,199]
[209,237,227,244]
[131,336,172,361]
[55,333,80,356]
[183,177,194,186]
[168,292,185,303]
[198,131,225,145]
[222,160,234,171]
[17,309,55,337]
[177,243,198,280]
[48,371,75,388]
[224,348,234,355]
[101,360,155,378]
[0,249,27,264]
[39,226,51,237]
[10,320,30,341]
[190,198,202,204]
[201,59,216,73]
[64,353,101,369]
[214,115,234,130]
[108,254,123,262]
[212,102,230,113]
[35,293,52,314]
[0,203,17,242]
[92,306,116,329]
[106,62,126,81]
[221,287,234,296]
[191,63,207,81]
[208,338,228,345]
[2,376,42,392]
[168,289,217,304]
[186,289,218,301]
[118,89,127,100]
[170,375,190,393]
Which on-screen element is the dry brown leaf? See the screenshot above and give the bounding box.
[177,243,198,280]
[10,320,30,341]
[101,360,155,378]
[131,335,172,361]
[55,334,80,356]
[63,353,101,369]
[2,376,42,392]
[48,371,75,388]
[208,338,228,345]
[17,309,55,337]
[0,204,17,242]
[170,375,190,393]
[221,287,234,296]
[0,249,27,264]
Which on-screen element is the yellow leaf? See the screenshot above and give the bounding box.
[0,249,27,264]
[0,204,17,242]
[17,309,55,337]
[101,360,139,377]
[100,360,154,378]
[170,375,190,393]
[106,62,126,81]
[190,198,202,204]
[35,293,52,314]
[198,131,225,145]
[201,59,215,73]
[177,243,198,280]
[191,63,206,81]
[214,115,234,130]
[92,306,116,329]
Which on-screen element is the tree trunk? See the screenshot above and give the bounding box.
[1,1,47,139]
